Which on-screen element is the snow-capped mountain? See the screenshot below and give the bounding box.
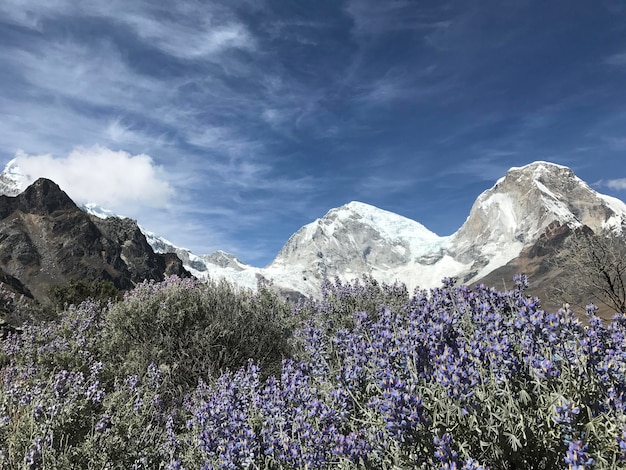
[140,229,264,289]
[449,162,626,282]
[263,161,626,295]
[264,201,461,295]
[1,158,625,297]
[81,202,264,289]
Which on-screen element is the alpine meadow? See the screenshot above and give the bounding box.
[2,274,626,468]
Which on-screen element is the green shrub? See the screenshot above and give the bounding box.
[101,276,294,395]
[47,279,121,311]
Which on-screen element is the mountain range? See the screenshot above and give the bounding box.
[0,176,189,301]
[1,160,625,306]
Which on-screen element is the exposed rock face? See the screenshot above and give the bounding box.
[0,266,33,298]
[467,223,626,318]
[2,161,626,302]
[0,178,190,301]
[471,221,573,291]
[263,162,626,296]
[263,201,456,296]
[449,162,626,284]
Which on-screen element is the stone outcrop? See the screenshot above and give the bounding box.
[0,178,190,301]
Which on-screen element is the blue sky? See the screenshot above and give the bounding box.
[1,1,626,266]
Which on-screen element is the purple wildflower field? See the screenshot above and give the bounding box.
[1,274,626,469]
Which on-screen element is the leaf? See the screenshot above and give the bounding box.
[479,440,491,450]
[518,388,531,406]
[504,431,522,452]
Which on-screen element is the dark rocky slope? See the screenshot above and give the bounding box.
[0,178,189,301]
[472,222,619,319]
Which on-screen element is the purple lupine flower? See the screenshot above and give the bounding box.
[95,414,111,433]
[332,430,372,464]
[535,357,560,379]
[124,374,139,392]
[85,380,105,403]
[564,440,593,469]
[32,404,44,421]
[617,429,626,461]
[24,437,42,469]
[134,397,144,412]
[434,433,458,467]
[461,457,488,469]
[554,400,580,426]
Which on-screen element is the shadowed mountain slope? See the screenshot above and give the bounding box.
[0,178,189,301]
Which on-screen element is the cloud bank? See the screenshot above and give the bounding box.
[13,146,173,211]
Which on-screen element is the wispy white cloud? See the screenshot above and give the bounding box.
[354,65,455,108]
[605,52,626,66]
[183,126,262,158]
[10,41,173,106]
[104,118,168,148]
[13,146,173,210]
[119,9,255,59]
[605,178,626,190]
[345,0,449,39]
[0,1,255,59]
[0,5,300,214]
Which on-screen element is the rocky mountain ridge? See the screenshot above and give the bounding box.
[448,162,626,282]
[0,177,189,301]
[1,160,625,300]
[262,162,626,296]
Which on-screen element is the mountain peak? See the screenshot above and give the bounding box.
[268,199,450,293]
[342,200,380,212]
[492,162,617,227]
[12,178,79,216]
[512,160,578,180]
[451,161,626,282]
[496,161,579,188]
[331,200,440,242]
[0,177,190,300]
[511,160,572,173]
[0,158,28,197]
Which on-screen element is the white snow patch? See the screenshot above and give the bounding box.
[509,161,571,173]
[468,240,525,283]
[342,201,450,259]
[82,203,125,220]
[599,194,626,232]
[389,255,472,291]
[345,201,440,240]
[477,192,519,237]
[534,180,558,200]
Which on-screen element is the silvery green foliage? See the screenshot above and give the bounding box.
[102,275,294,390]
[2,275,626,468]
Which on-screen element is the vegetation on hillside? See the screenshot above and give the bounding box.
[1,274,626,469]
[550,230,626,314]
[47,279,122,312]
